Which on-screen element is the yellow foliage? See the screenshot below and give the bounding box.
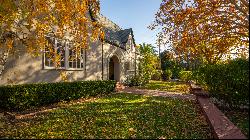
[150,0,249,64]
[0,0,103,80]
[0,0,102,55]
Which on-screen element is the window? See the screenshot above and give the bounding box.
[44,42,54,68]
[126,38,131,50]
[44,37,84,70]
[68,45,84,69]
[130,37,133,49]
[126,35,133,50]
[56,42,66,68]
[131,59,135,70]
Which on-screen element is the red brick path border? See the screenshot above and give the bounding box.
[189,82,247,139]
[197,97,247,139]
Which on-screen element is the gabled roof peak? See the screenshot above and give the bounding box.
[89,11,135,49]
[96,14,122,31]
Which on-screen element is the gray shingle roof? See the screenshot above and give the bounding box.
[94,14,135,50]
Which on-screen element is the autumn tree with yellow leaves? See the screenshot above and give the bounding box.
[0,0,104,78]
[150,0,249,64]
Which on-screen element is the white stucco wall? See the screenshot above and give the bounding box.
[0,36,139,85]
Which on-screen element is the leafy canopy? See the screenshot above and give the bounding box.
[0,0,103,57]
[150,0,249,64]
[138,43,160,84]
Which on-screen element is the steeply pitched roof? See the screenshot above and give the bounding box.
[94,14,136,50]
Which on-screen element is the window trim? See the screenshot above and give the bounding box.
[43,37,85,71]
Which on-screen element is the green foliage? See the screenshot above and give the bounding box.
[151,70,162,81]
[160,50,185,79]
[0,80,116,111]
[137,43,159,84]
[172,64,185,79]
[160,50,175,69]
[193,58,249,108]
[1,93,213,139]
[125,75,145,87]
[162,69,172,81]
[179,71,193,82]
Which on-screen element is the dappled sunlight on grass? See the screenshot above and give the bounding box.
[1,93,212,139]
[139,80,190,93]
[124,98,147,104]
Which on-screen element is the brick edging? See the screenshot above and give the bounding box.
[189,82,247,139]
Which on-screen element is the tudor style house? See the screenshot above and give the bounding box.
[0,10,139,85]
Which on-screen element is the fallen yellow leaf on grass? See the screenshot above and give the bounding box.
[128,128,136,132]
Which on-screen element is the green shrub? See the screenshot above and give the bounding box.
[125,75,145,87]
[193,58,249,108]
[151,70,162,81]
[162,69,172,81]
[0,80,116,111]
[179,71,193,82]
[171,66,184,79]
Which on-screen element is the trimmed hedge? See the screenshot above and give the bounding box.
[193,58,249,108]
[0,80,116,111]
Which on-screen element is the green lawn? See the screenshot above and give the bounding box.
[139,80,190,93]
[1,93,212,139]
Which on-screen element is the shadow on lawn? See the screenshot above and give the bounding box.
[1,93,213,139]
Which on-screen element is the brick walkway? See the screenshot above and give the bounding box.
[119,87,196,101]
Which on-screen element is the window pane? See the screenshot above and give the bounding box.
[73,61,76,68]
[45,57,51,67]
[77,59,81,68]
[44,45,54,67]
[68,47,84,69]
[69,62,72,67]
[61,61,65,67]
[44,39,66,69]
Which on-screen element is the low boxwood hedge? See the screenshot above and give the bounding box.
[0,80,116,111]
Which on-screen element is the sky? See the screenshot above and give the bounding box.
[100,0,162,48]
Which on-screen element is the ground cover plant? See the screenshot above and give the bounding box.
[1,93,213,139]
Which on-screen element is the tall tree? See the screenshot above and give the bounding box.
[138,43,159,84]
[149,0,249,64]
[160,50,174,70]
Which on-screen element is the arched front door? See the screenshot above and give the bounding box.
[109,55,120,81]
